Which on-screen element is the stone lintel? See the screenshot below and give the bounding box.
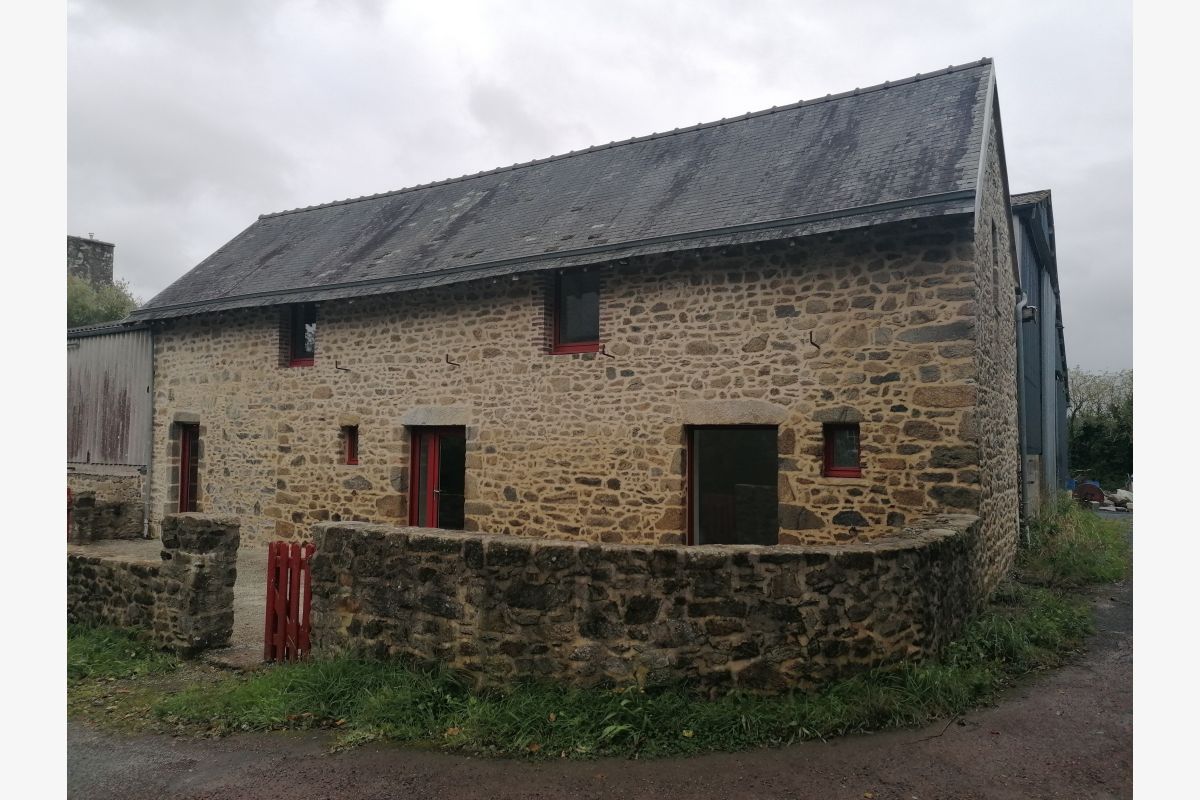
[812,405,863,424]
[679,399,788,426]
[400,406,472,427]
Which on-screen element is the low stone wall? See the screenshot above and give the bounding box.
[67,514,240,654]
[68,470,144,542]
[310,515,984,690]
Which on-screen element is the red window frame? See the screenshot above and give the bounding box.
[288,304,317,367]
[551,270,600,354]
[343,425,359,465]
[823,423,862,478]
[178,423,200,512]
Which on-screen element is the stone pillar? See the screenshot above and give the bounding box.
[158,513,240,654]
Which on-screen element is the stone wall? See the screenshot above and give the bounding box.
[67,235,115,286]
[68,470,144,542]
[150,213,991,547]
[67,514,240,654]
[310,516,984,690]
[970,108,1021,591]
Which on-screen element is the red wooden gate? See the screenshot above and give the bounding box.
[263,541,315,662]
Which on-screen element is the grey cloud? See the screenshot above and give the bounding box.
[68,0,1130,370]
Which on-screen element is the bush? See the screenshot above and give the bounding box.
[67,274,139,328]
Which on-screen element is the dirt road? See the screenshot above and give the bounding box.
[67,576,1131,800]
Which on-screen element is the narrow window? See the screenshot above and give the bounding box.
[289,304,317,366]
[823,423,861,478]
[178,423,200,512]
[342,425,359,465]
[551,269,600,353]
[687,426,778,545]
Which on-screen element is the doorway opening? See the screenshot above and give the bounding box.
[687,426,778,545]
[408,426,466,529]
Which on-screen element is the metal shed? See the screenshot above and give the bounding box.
[67,321,152,468]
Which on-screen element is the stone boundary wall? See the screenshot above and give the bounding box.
[68,470,144,543]
[67,514,240,654]
[311,515,984,690]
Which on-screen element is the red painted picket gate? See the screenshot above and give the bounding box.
[263,541,316,662]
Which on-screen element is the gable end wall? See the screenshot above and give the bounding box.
[970,107,1021,593]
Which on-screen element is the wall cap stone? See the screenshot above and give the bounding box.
[313,515,979,560]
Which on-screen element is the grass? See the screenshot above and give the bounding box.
[1019,494,1132,587]
[67,624,178,682]
[70,499,1130,759]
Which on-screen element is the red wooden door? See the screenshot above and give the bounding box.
[409,427,465,529]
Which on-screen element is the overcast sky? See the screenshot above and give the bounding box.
[67,0,1131,371]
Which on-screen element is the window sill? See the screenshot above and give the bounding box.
[823,469,864,479]
[550,342,601,355]
[287,358,315,368]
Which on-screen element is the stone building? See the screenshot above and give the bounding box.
[68,235,116,286]
[128,59,1024,594]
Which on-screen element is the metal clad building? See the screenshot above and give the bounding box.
[1012,190,1070,517]
[67,322,152,468]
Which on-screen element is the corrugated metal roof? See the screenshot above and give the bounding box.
[132,59,994,322]
[67,319,147,339]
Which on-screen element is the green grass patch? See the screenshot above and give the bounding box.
[1019,494,1132,587]
[153,582,1092,759]
[68,625,178,682]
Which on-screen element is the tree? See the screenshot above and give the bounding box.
[67,274,140,328]
[1066,367,1133,490]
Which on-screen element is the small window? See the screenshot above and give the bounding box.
[342,425,359,465]
[289,304,317,366]
[823,423,861,478]
[991,220,998,267]
[552,269,600,353]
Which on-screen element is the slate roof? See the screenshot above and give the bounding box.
[131,59,996,322]
[1011,189,1051,209]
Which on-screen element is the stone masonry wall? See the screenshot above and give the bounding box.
[68,470,144,542]
[67,514,240,654]
[970,109,1021,592]
[310,516,984,690]
[150,214,991,548]
[67,235,115,286]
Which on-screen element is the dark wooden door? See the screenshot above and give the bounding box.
[688,426,778,545]
[178,423,200,512]
[409,427,466,529]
